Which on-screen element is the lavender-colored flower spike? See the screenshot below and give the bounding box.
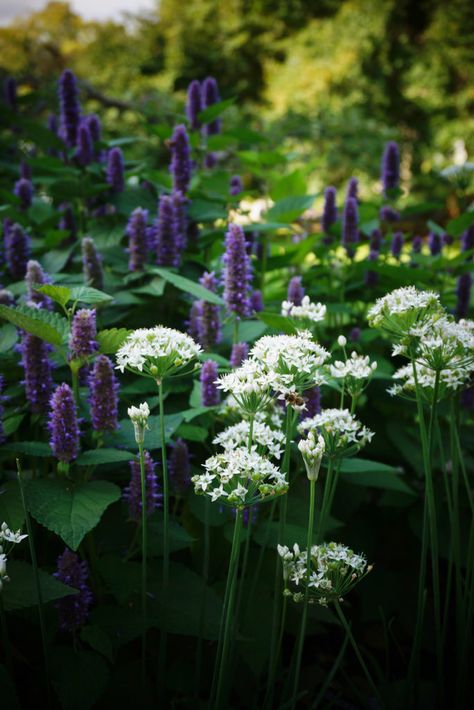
[461,225,474,258]
[429,232,442,256]
[76,122,93,167]
[88,355,119,432]
[365,250,379,287]
[20,161,32,180]
[370,229,383,252]
[187,301,202,342]
[85,114,101,144]
[201,359,220,407]
[14,178,33,210]
[170,125,191,195]
[250,289,263,312]
[304,386,321,418]
[169,438,191,495]
[322,186,337,238]
[198,272,221,350]
[442,233,453,246]
[172,190,187,253]
[205,152,217,169]
[412,235,422,254]
[126,207,149,271]
[106,147,125,193]
[20,333,53,414]
[230,175,243,197]
[25,260,52,309]
[346,177,358,201]
[156,195,179,267]
[5,223,30,280]
[391,232,404,259]
[4,77,17,110]
[186,80,203,131]
[123,451,161,521]
[342,197,359,256]
[82,237,104,290]
[381,141,400,194]
[54,549,93,631]
[222,223,252,318]
[58,69,81,147]
[70,309,98,360]
[287,276,304,306]
[48,383,80,463]
[349,327,361,342]
[230,342,249,368]
[201,77,221,135]
[379,205,399,222]
[59,204,77,242]
[456,273,472,319]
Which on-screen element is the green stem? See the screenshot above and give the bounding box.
[195,496,211,698]
[317,458,335,542]
[260,233,268,295]
[0,592,13,680]
[138,443,148,687]
[71,365,79,407]
[233,318,239,346]
[311,628,349,709]
[158,380,169,691]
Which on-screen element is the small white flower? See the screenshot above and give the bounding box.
[298,431,325,481]
[116,326,202,378]
[299,408,373,456]
[281,296,326,324]
[337,335,347,347]
[0,523,28,544]
[213,420,285,459]
[128,401,150,444]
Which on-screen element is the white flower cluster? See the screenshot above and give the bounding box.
[368,286,441,335]
[116,326,202,378]
[0,522,28,592]
[298,431,325,480]
[330,352,377,381]
[128,401,150,444]
[299,408,373,457]
[281,296,327,324]
[213,420,286,459]
[388,363,469,398]
[278,541,369,605]
[192,448,288,507]
[216,359,273,414]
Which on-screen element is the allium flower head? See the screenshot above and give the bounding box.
[281,295,326,324]
[213,420,285,460]
[20,333,53,414]
[216,359,273,415]
[156,194,179,267]
[82,237,104,290]
[298,431,325,480]
[230,342,249,368]
[0,522,28,545]
[54,549,93,631]
[222,224,252,318]
[128,401,150,444]
[342,196,359,255]
[367,286,442,338]
[201,359,220,407]
[169,438,191,495]
[287,276,304,307]
[126,207,149,272]
[381,141,400,194]
[89,355,119,432]
[170,124,191,195]
[201,77,221,136]
[69,309,98,360]
[230,175,243,196]
[106,147,125,192]
[123,451,161,521]
[193,448,287,508]
[329,351,377,399]
[48,384,80,463]
[25,260,52,309]
[5,223,30,280]
[299,408,373,458]
[186,79,203,131]
[322,186,337,236]
[197,271,221,350]
[58,69,81,147]
[14,178,33,210]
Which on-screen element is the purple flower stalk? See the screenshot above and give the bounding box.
[169,438,191,495]
[156,195,179,267]
[170,125,191,195]
[461,226,474,257]
[69,309,98,360]
[346,177,358,201]
[106,147,125,192]
[20,333,53,414]
[82,237,104,290]
[20,161,32,180]
[126,207,149,271]
[85,114,101,144]
[48,113,58,135]
[349,327,361,342]
[230,342,249,368]
[456,273,472,319]
[230,175,243,197]
[222,223,252,318]
[304,386,321,418]
[381,141,400,195]
[391,232,404,259]
[4,77,17,110]
[88,355,119,432]
[54,549,93,631]
[412,235,422,254]
[5,223,30,280]
[59,204,77,242]
[365,250,379,287]
[172,190,187,253]
[14,178,33,210]
[287,276,304,306]
[48,383,80,463]
[58,69,81,147]
[342,197,359,256]
[370,229,383,252]
[123,451,161,521]
[205,152,217,169]
[76,122,93,167]
[379,205,399,222]
[201,77,221,135]
[25,260,52,309]
[322,186,337,240]
[250,289,263,312]
[187,301,202,341]
[186,80,203,131]
[429,232,442,256]
[443,233,454,246]
[198,272,221,350]
[200,359,220,407]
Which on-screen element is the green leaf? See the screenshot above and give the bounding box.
[187,491,229,527]
[0,481,25,530]
[76,449,135,466]
[0,304,69,346]
[148,515,196,555]
[50,648,109,710]
[3,441,52,457]
[339,458,414,494]
[0,323,18,353]
[69,285,113,304]
[112,413,184,450]
[80,626,114,663]
[198,97,235,124]
[97,328,131,354]
[175,423,208,442]
[256,312,297,334]
[270,170,307,201]
[42,246,76,274]
[446,211,474,237]
[35,284,71,308]
[265,195,315,223]
[151,267,224,305]
[26,480,121,550]
[254,519,342,550]
[3,561,77,611]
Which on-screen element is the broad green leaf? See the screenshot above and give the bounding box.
[148,515,196,555]
[187,198,228,221]
[175,423,208,442]
[3,441,52,457]
[132,277,165,297]
[80,626,114,663]
[35,283,71,308]
[26,479,121,550]
[97,328,131,354]
[339,458,414,494]
[0,481,25,530]
[187,491,229,527]
[50,648,109,710]
[256,312,297,334]
[0,304,69,346]
[446,211,474,237]
[198,97,235,124]
[113,413,184,450]
[76,449,135,466]
[3,561,77,611]
[152,267,224,305]
[265,195,315,223]
[42,246,76,274]
[270,170,307,201]
[69,285,113,304]
[0,323,18,353]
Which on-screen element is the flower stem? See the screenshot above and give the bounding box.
[138,442,148,688]
[195,496,211,699]
[317,458,335,542]
[0,592,13,680]
[158,380,169,691]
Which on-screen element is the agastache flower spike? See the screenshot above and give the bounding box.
[89,355,119,432]
[461,226,474,258]
[69,309,98,360]
[365,250,379,287]
[187,301,202,341]
[48,384,80,464]
[250,290,264,313]
[380,205,400,223]
[186,80,203,131]
[126,207,149,271]
[198,271,221,350]
[14,178,33,210]
[106,147,125,192]
[456,273,472,319]
[222,223,252,318]
[381,140,400,194]
[82,237,104,290]
[370,229,382,252]
[391,232,404,259]
[25,260,52,309]
[201,76,221,135]
[304,386,321,418]
[172,190,187,253]
[19,334,53,414]
[85,114,101,144]
[322,186,337,238]
[346,177,358,201]
[230,342,249,368]
[169,438,191,495]
[412,235,422,254]
[201,359,220,407]
[230,175,243,196]
[156,195,179,267]
[54,549,93,631]
[124,450,161,520]
[342,197,359,256]
[170,125,191,195]
[287,276,304,307]
[59,204,77,242]
[429,232,442,256]
[58,69,81,147]
[5,223,30,280]
[76,122,93,167]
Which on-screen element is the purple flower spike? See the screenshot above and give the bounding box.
[205,152,218,169]
[456,273,472,319]
[429,232,442,256]
[230,175,243,197]
[304,386,321,418]
[365,250,379,287]
[76,122,93,167]
[370,229,383,252]
[58,69,81,147]
[186,80,203,131]
[88,355,119,432]
[48,384,80,463]
[381,141,400,195]
[201,77,221,135]
[412,235,422,254]
[223,223,252,318]
[25,260,52,309]
[172,190,187,253]
[20,161,32,180]
[342,197,359,256]
[70,309,98,360]
[169,438,191,495]
[287,276,304,306]
[250,289,263,312]
[461,226,474,258]
[82,237,104,290]
[59,204,77,242]
[85,114,101,144]
[322,186,337,239]
[14,178,33,210]
[350,327,361,342]
[54,549,93,632]
[48,113,58,135]
[5,223,30,280]
[170,125,191,195]
[126,207,149,272]
[20,333,53,414]
[106,147,125,193]
[123,451,161,522]
[230,342,249,368]
[198,272,221,350]
[391,232,404,259]
[200,359,220,407]
[379,205,400,222]
[187,301,203,342]
[4,77,17,110]
[156,195,179,267]
[346,177,358,201]
[442,233,454,246]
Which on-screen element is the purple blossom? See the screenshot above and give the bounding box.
[59,204,77,242]
[391,232,404,259]
[70,309,98,360]
[349,327,361,342]
[146,224,158,252]
[379,205,400,222]
[443,233,454,246]
[412,235,423,254]
[106,147,125,192]
[456,273,472,319]
[201,77,221,136]
[85,114,101,144]
[5,223,30,280]
[169,438,191,495]
[322,186,337,240]
[88,355,119,432]
[186,301,202,341]
[365,250,379,287]
[186,80,203,131]
[287,276,304,306]
[20,161,32,180]
[370,229,383,252]
[461,387,474,411]
[230,342,249,368]
[200,359,220,407]
[172,190,187,253]
[198,272,221,350]
[126,207,149,272]
[20,333,53,414]
[48,383,80,463]
[381,141,400,194]
[4,77,17,110]
[75,122,93,167]
[25,260,52,309]
[461,226,474,257]
[205,152,218,169]
[54,549,93,631]
[58,69,81,147]
[303,386,321,418]
[14,178,33,210]
[156,195,179,267]
[346,177,358,201]
[250,289,263,312]
[230,175,243,196]
[222,223,252,318]
[342,197,359,256]
[429,232,442,256]
[123,451,161,522]
[170,125,191,195]
[82,237,104,290]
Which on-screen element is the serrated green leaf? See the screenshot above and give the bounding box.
[69,285,113,305]
[26,480,121,550]
[198,97,235,124]
[151,267,224,305]
[0,304,69,346]
[0,481,25,530]
[97,328,131,355]
[76,448,134,466]
[175,423,208,442]
[3,561,77,611]
[3,441,52,457]
[265,195,315,223]
[35,283,71,308]
[80,626,114,663]
[50,648,109,710]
